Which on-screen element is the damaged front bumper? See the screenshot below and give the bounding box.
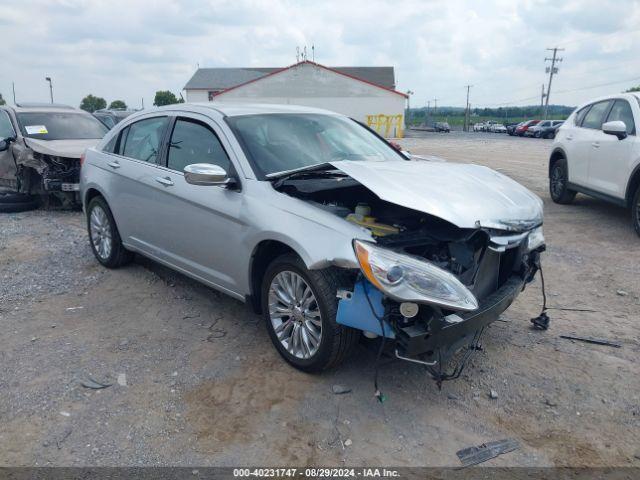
[336,245,543,375]
[338,275,523,357]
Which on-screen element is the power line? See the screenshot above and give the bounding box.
[553,76,640,95]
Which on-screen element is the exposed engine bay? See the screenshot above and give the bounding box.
[9,142,81,207]
[274,169,546,383]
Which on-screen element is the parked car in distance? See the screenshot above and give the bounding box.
[80,103,546,378]
[434,121,450,132]
[0,103,108,208]
[506,122,522,136]
[93,109,137,129]
[549,93,640,235]
[515,120,540,136]
[491,123,507,133]
[473,122,485,132]
[538,120,564,139]
[526,120,563,138]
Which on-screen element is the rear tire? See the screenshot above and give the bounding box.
[86,196,133,268]
[632,185,640,237]
[261,254,358,372]
[549,158,576,204]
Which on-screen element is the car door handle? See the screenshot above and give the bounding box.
[566,135,573,141]
[592,142,600,148]
[155,176,174,187]
[107,161,121,169]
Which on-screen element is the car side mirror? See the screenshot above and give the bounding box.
[184,163,233,186]
[0,136,15,152]
[602,120,627,140]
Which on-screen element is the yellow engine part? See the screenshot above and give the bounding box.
[346,214,399,237]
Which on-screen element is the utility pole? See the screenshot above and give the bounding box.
[45,76,53,103]
[464,85,472,132]
[540,84,546,116]
[544,47,564,119]
[12,82,16,104]
[406,90,414,126]
[433,98,438,118]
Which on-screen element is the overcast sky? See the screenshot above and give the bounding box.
[1,0,639,110]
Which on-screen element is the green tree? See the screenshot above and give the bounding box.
[80,94,107,113]
[0,93,5,106]
[109,100,127,109]
[153,90,184,106]
[625,85,640,92]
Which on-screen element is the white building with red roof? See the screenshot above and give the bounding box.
[183,61,407,137]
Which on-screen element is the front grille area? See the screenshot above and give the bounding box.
[470,244,522,301]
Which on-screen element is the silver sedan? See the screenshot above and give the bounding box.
[81,103,546,377]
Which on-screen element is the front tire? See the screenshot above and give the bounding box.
[0,192,38,213]
[549,158,576,204]
[86,196,133,268]
[261,254,358,372]
[632,185,640,237]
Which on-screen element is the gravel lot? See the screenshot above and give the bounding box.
[1,132,639,467]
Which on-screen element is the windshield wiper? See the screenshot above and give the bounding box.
[269,162,346,188]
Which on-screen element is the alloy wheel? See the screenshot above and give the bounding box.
[268,270,322,359]
[90,205,113,260]
[551,165,564,198]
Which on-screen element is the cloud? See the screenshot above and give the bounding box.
[1,0,639,109]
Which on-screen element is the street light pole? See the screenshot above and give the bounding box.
[45,77,53,104]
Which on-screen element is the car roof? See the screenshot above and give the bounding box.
[150,102,344,118]
[3,105,92,115]
[574,92,640,110]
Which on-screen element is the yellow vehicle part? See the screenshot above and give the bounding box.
[346,213,399,237]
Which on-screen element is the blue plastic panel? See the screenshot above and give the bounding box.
[336,279,395,338]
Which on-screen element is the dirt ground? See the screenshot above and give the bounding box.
[0,132,638,467]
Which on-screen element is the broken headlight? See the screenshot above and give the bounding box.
[526,226,545,251]
[353,240,478,312]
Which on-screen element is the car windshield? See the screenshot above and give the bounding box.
[17,112,108,140]
[226,113,402,177]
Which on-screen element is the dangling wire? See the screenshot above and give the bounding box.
[361,277,387,403]
[530,258,550,330]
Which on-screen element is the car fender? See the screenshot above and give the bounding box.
[625,158,640,206]
[548,146,568,177]
[242,197,369,272]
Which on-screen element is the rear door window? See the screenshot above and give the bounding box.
[581,101,612,130]
[121,117,168,164]
[605,99,635,135]
[167,118,230,173]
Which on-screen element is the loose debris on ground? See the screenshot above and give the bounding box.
[456,438,520,467]
[559,335,622,348]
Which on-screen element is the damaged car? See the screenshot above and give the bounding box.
[0,103,108,209]
[80,104,546,381]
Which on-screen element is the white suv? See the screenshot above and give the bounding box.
[549,93,640,235]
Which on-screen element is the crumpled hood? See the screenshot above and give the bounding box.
[25,138,100,159]
[330,160,543,231]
